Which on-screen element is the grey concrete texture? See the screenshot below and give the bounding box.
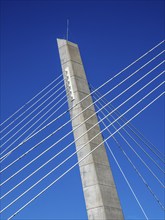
[57,39,124,220]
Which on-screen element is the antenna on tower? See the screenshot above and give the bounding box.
[66,19,69,41]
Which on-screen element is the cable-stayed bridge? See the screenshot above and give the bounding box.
[0,40,164,220]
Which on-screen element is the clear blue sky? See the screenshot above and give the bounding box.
[0,0,164,219]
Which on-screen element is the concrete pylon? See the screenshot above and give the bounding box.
[57,39,124,220]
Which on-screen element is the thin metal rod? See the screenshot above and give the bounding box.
[1,66,163,176]
[90,84,165,163]
[0,75,62,127]
[1,91,67,160]
[1,41,163,149]
[100,117,164,211]
[1,87,164,213]
[0,78,64,138]
[6,92,165,220]
[1,54,164,162]
[93,92,164,173]
[104,135,148,219]
[1,79,164,189]
[66,19,69,41]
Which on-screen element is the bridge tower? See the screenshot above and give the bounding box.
[57,39,124,220]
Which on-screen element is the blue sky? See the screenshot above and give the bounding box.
[0,0,164,219]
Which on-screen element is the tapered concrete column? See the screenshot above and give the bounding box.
[57,39,124,220]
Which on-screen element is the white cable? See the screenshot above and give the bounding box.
[1,66,164,177]
[1,54,164,162]
[93,93,165,173]
[100,117,165,209]
[0,75,62,127]
[3,40,164,217]
[104,139,148,220]
[0,77,64,136]
[90,84,165,164]
[6,91,165,220]
[1,98,68,163]
[1,77,164,189]
[0,83,65,149]
[1,42,163,149]
[1,93,67,160]
[127,122,165,159]
[100,117,164,213]
[59,81,165,188]
[109,101,165,162]
[0,90,67,157]
[1,108,150,220]
[24,99,68,140]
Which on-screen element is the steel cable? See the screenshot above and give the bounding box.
[6,91,165,220]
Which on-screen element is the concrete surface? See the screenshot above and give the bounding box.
[57,39,124,220]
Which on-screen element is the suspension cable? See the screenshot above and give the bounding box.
[1,41,163,148]
[127,123,165,158]
[24,98,68,140]
[1,89,164,213]
[6,91,165,220]
[104,136,148,219]
[0,98,68,164]
[122,116,165,159]
[0,89,67,157]
[100,116,164,211]
[0,78,64,139]
[8,51,163,153]
[93,91,164,173]
[1,103,151,220]
[1,68,164,178]
[1,55,164,162]
[90,84,165,163]
[0,74,62,127]
[63,81,165,188]
[110,103,165,161]
[1,78,164,189]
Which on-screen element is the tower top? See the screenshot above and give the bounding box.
[57,38,78,49]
